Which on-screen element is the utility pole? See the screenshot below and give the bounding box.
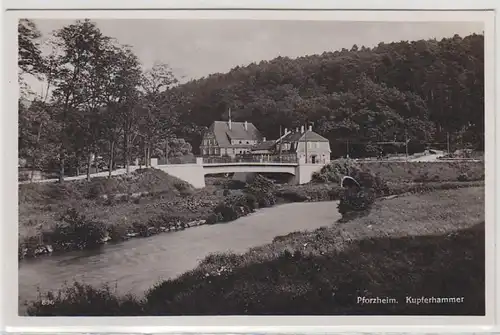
[279,125,282,163]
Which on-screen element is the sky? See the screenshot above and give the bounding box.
[26,19,484,96]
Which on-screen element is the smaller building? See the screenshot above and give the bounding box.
[275,125,331,164]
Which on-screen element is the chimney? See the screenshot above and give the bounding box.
[296,127,299,133]
[244,120,248,131]
[308,125,312,131]
[284,128,288,135]
[301,125,305,133]
[263,136,266,142]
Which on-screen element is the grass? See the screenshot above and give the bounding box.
[27,186,485,316]
[312,159,484,184]
[18,169,221,257]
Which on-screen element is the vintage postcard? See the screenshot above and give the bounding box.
[1,5,497,332]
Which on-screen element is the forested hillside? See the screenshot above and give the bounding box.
[172,33,484,157]
[18,19,484,178]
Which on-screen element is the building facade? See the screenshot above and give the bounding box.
[200,120,263,157]
[273,125,331,164]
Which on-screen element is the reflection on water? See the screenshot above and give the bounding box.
[19,201,340,314]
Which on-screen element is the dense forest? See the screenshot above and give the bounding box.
[18,19,484,181]
[173,33,484,157]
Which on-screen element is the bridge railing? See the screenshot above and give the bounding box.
[156,156,197,165]
[202,155,298,164]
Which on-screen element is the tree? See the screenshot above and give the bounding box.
[18,19,43,75]
[18,19,44,99]
[138,63,179,166]
[47,20,115,182]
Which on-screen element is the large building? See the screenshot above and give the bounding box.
[200,119,263,157]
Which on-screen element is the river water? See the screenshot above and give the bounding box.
[19,201,340,313]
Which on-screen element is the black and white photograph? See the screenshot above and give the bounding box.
[16,14,487,318]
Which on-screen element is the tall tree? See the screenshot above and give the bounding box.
[48,20,113,182]
[139,62,179,166]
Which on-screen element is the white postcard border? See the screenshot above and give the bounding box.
[1,3,498,333]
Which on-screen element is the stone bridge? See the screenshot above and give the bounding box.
[154,157,325,188]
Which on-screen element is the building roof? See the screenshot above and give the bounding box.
[209,121,262,147]
[280,130,329,143]
[251,140,276,151]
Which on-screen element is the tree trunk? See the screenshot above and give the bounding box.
[124,129,130,175]
[58,151,65,183]
[30,122,43,183]
[147,143,152,167]
[143,143,148,168]
[165,138,169,164]
[108,140,114,178]
[86,151,92,181]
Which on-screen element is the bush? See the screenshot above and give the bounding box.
[205,213,218,225]
[214,203,239,222]
[223,189,231,197]
[132,222,150,237]
[27,282,144,316]
[276,189,309,202]
[244,193,258,211]
[226,180,246,190]
[245,174,277,208]
[311,159,353,183]
[48,208,107,251]
[107,223,129,242]
[458,173,470,182]
[338,187,376,216]
[312,160,389,197]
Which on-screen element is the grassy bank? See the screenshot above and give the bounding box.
[19,160,485,259]
[18,169,220,258]
[27,186,485,316]
[312,159,484,184]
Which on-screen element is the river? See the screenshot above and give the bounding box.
[18,200,340,314]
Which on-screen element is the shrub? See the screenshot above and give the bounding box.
[244,193,258,211]
[205,213,219,225]
[49,208,107,251]
[19,234,44,258]
[223,189,231,197]
[245,174,277,208]
[26,282,144,316]
[214,203,239,222]
[338,187,376,216]
[132,222,149,237]
[276,189,309,202]
[226,180,246,190]
[311,159,353,183]
[107,223,129,242]
[458,173,470,182]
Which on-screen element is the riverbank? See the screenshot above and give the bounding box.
[26,186,485,316]
[19,161,485,259]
